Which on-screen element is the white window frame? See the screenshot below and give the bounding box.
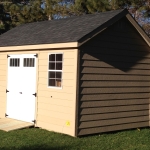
[48,53,63,89]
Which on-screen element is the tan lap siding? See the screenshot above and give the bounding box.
[37,49,78,136]
[78,17,150,136]
[0,53,7,118]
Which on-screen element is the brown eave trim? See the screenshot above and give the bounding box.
[126,13,150,47]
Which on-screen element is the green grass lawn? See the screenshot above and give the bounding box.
[0,128,150,150]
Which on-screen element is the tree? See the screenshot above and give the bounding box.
[0,3,11,34]
[0,0,150,36]
[70,0,110,15]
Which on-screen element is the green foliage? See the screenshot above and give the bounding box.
[86,0,110,13]
[0,3,11,33]
[72,0,110,15]
[3,0,47,27]
[109,0,120,10]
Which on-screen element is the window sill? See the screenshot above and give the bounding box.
[48,86,63,90]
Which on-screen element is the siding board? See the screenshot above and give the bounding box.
[81,99,149,107]
[0,55,6,59]
[82,67,150,75]
[101,31,146,40]
[82,54,150,64]
[81,105,149,115]
[37,115,73,127]
[38,90,74,100]
[38,97,73,107]
[0,60,7,65]
[84,41,149,50]
[0,76,6,81]
[78,122,149,136]
[38,103,73,114]
[0,70,6,76]
[82,60,150,70]
[81,87,150,94]
[88,35,148,46]
[81,81,150,88]
[37,109,74,121]
[81,47,150,58]
[79,116,149,129]
[81,93,150,101]
[81,74,150,81]
[38,84,74,93]
[80,110,149,121]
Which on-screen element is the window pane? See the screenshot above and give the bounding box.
[56,72,61,78]
[10,58,20,67]
[56,79,61,87]
[24,58,26,67]
[14,59,18,66]
[49,54,55,61]
[49,79,55,86]
[27,58,29,67]
[12,59,14,66]
[18,58,20,66]
[29,58,34,67]
[49,62,55,70]
[23,58,35,67]
[32,58,35,67]
[29,58,32,67]
[56,63,62,70]
[56,54,62,61]
[10,59,12,66]
[49,71,55,78]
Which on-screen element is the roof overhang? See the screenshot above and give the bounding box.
[0,42,78,52]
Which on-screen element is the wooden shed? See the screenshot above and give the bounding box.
[0,9,150,137]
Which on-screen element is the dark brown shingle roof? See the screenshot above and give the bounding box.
[0,9,128,47]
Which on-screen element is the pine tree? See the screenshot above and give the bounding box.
[0,3,11,33]
[71,0,110,15]
[44,0,58,20]
[0,4,6,33]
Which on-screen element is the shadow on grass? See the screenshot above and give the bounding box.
[1,145,70,150]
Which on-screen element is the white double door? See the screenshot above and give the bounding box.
[6,54,37,123]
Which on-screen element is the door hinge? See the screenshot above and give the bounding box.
[32,93,37,97]
[34,54,38,58]
[6,89,9,93]
[5,113,8,117]
[7,55,10,58]
[32,120,36,124]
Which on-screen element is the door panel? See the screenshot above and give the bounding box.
[6,54,37,123]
